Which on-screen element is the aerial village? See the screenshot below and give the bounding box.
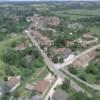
[0,2,100,100]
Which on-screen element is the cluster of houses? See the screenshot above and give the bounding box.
[26,16,60,28]
[74,33,98,47]
[31,30,52,48]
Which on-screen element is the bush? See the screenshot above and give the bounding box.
[69,92,91,100]
[68,66,78,75]
[2,48,19,65]
[52,55,58,63]
[61,78,70,91]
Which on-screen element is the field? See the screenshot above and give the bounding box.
[66,9,100,16]
[51,8,100,20]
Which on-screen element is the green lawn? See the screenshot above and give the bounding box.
[77,69,97,84]
[53,11,88,20]
[66,9,100,16]
[52,8,100,20]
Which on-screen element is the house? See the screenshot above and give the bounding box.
[66,40,74,47]
[33,80,49,95]
[52,89,68,100]
[73,50,96,68]
[26,17,32,22]
[15,43,26,51]
[0,86,3,99]
[6,76,21,92]
[30,95,41,100]
[31,30,51,47]
[68,22,82,29]
[40,36,51,47]
[54,48,72,59]
[83,33,94,40]
[60,48,72,59]
[18,96,26,100]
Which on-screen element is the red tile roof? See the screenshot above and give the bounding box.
[73,50,96,67]
[33,80,49,94]
[7,76,20,88]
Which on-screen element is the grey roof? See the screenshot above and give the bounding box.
[18,96,26,100]
[25,84,34,91]
[30,95,41,100]
[60,49,72,59]
[52,89,68,100]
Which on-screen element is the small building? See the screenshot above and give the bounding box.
[66,40,74,47]
[83,33,94,40]
[18,96,26,100]
[6,76,21,92]
[30,95,41,100]
[52,89,68,100]
[33,80,49,95]
[0,86,3,99]
[15,43,26,51]
[68,22,82,29]
[40,36,51,47]
[54,48,72,59]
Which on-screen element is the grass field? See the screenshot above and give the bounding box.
[52,8,100,20]
[66,9,100,16]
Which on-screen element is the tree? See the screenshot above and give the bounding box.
[54,35,66,48]
[52,55,58,64]
[78,73,86,81]
[69,92,91,100]
[68,66,78,75]
[61,78,70,91]
[5,65,20,76]
[59,57,64,63]
[2,48,19,65]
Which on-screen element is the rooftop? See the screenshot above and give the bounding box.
[52,89,68,100]
[33,80,49,94]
